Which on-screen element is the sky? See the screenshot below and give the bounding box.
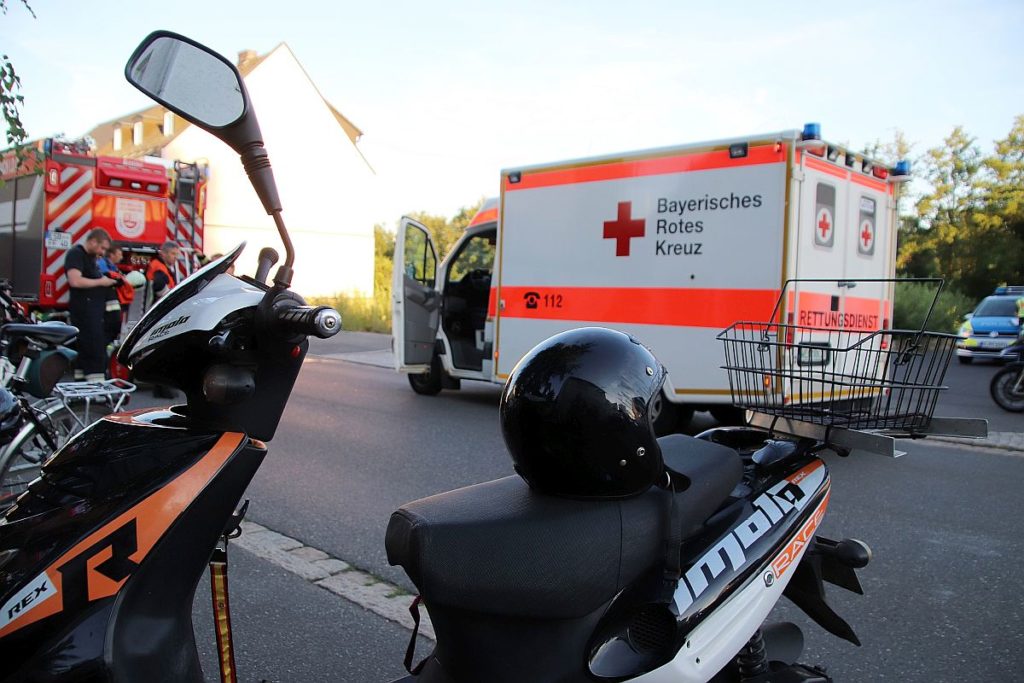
[4,0,1024,228]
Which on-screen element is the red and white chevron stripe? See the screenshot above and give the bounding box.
[45,166,94,305]
[165,199,205,281]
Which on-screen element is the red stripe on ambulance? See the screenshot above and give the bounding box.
[505,144,786,192]
[499,286,780,329]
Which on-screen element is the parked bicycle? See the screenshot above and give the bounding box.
[0,306,135,508]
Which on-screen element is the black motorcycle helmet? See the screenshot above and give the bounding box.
[500,327,668,499]
[0,387,22,445]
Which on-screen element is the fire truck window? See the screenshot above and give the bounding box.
[449,234,495,283]
[403,225,436,288]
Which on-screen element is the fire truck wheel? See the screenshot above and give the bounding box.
[408,355,443,396]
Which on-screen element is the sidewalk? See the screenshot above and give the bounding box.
[928,431,1024,453]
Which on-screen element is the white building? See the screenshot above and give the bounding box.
[89,44,376,297]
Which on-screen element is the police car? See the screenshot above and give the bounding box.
[956,286,1023,363]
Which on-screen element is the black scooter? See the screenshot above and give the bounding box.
[0,32,985,683]
[0,31,340,681]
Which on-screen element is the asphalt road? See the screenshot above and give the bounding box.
[935,356,1022,432]
[164,334,1023,682]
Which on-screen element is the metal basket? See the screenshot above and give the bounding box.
[717,279,958,433]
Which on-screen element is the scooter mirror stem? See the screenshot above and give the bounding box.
[270,210,295,288]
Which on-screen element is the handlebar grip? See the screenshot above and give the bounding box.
[275,305,342,339]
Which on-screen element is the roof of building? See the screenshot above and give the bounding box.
[86,43,363,159]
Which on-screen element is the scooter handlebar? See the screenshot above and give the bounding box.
[275,304,342,339]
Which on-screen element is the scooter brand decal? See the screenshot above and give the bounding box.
[0,573,56,630]
[149,315,191,340]
[56,519,140,612]
[771,492,829,579]
[674,462,826,613]
[0,432,245,639]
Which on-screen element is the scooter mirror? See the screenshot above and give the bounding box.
[126,33,245,130]
[126,30,292,284]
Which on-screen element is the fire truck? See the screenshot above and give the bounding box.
[0,138,207,315]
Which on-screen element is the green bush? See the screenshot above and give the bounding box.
[308,292,391,333]
[893,281,974,333]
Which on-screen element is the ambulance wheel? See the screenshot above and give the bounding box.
[651,391,688,436]
[408,355,443,396]
[710,405,746,426]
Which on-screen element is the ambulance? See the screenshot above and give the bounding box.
[391,124,910,431]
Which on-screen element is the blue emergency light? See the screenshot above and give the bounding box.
[801,123,821,141]
[894,160,912,176]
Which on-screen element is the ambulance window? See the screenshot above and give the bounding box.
[857,196,876,256]
[449,233,495,282]
[813,183,836,248]
[403,225,436,288]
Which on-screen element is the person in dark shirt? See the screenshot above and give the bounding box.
[64,228,116,381]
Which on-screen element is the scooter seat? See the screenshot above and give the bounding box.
[385,434,742,620]
[1,322,79,346]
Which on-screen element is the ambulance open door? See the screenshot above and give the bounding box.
[392,217,441,372]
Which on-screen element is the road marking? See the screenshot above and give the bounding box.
[309,350,394,368]
[234,521,434,640]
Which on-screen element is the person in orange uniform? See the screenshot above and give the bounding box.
[145,241,182,399]
[145,241,182,311]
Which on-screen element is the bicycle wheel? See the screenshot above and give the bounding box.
[0,402,79,506]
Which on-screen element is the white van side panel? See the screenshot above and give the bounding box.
[495,145,789,402]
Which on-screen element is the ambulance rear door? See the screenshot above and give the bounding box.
[789,147,894,403]
[392,217,440,372]
[841,169,895,331]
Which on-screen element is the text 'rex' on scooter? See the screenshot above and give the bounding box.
[0,31,340,682]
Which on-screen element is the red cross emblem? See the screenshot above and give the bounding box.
[817,208,832,241]
[814,207,834,247]
[860,219,876,253]
[860,221,874,249]
[603,201,645,257]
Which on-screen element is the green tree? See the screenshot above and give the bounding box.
[1,1,35,154]
[373,223,395,298]
[896,120,1024,298]
[980,115,1024,252]
[404,197,485,260]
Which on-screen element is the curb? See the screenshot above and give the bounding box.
[925,431,1024,454]
[234,521,434,640]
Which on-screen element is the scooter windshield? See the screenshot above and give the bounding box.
[117,242,245,365]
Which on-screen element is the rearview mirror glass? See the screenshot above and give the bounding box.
[126,36,244,128]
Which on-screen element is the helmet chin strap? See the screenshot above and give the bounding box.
[657,467,687,605]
